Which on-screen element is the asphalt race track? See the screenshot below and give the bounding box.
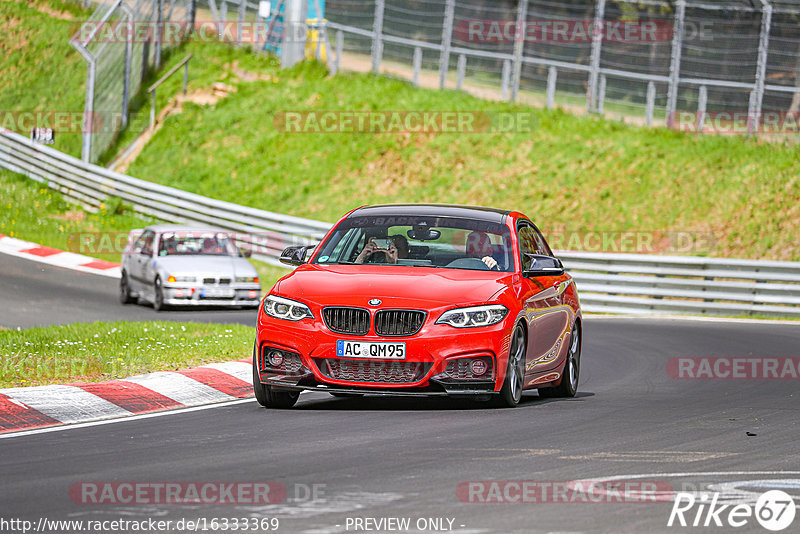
[0,254,257,328]
[1,293,799,534]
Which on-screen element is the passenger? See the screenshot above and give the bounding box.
[203,237,222,255]
[355,234,409,264]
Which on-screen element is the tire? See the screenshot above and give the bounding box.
[539,322,581,398]
[252,344,300,409]
[497,324,527,408]
[153,276,166,312]
[253,344,269,407]
[119,271,134,305]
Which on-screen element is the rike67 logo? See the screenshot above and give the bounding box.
[669,490,796,531]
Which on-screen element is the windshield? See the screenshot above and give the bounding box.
[157,232,240,257]
[313,216,514,272]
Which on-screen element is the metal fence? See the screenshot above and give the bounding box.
[71,0,193,163]
[2,128,800,317]
[325,0,800,131]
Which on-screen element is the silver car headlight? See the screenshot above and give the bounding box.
[235,276,260,284]
[263,295,313,321]
[166,275,196,283]
[436,305,508,328]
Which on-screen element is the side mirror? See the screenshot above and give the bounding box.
[280,245,315,266]
[522,254,565,277]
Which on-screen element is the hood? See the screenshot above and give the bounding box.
[275,264,512,307]
[155,255,256,278]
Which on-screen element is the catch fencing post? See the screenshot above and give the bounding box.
[645,81,655,126]
[501,59,511,101]
[371,0,385,74]
[597,74,607,114]
[82,60,96,162]
[665,0,686,128]
[121,2,133,127]
[511,0,528,101]
[587,0,606,112]
[696,85,707,131]
[749,0,772,134]
[189,0,196,35]
[456,54,466,90]
[155,0,163,68]
[220,0,228,39]
[150,90,157,131]
[238,0,247,46]
[546,66,557,108]
[333,30,343,75]
[413,47,422,86]
[438,0,455,89]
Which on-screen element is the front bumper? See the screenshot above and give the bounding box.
[162,284,260,307]
[256,311,513,393]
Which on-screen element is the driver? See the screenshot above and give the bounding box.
[356,234,409,264]
[466,231,500,270]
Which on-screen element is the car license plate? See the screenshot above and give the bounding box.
[201,287,234,298]
[336,340,406,360]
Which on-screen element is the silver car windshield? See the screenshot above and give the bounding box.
[313,216,513,272]
[157,232,239,257]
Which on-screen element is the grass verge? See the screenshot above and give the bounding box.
[0,320,255,388]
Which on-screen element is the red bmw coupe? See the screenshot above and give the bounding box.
[253,204,582,408]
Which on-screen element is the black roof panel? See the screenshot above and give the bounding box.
[350,204,510,224]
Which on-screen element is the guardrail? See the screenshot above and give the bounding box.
[0,130,330,266]
[559,252,800,317]
[1,128,799,317]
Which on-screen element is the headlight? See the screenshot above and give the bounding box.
[436,305,508,328]
[235,276,260,284]
[166,275,195,283]
[263,295,313,321]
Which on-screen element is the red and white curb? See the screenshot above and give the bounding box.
[0,360,253,434]
[0,234,121,278]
